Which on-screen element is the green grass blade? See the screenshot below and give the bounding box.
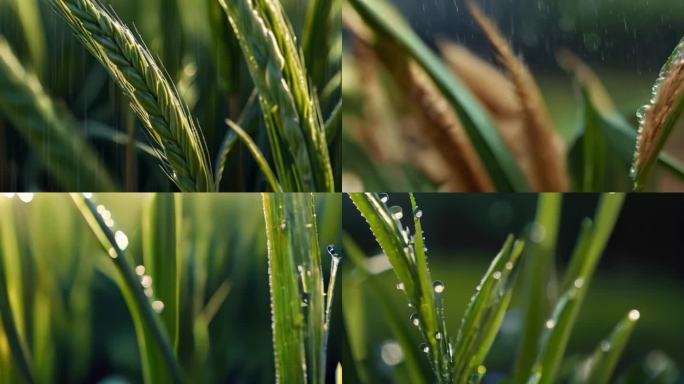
[70,194,184,383]
[8,0,45,77]
[143,194,181,352]
[580,310,641,384]
[219,0,335,192]
[534,193,625,384]
[513,194,562,383]
[262,193,307,383]
[454,237,524,383]
[347,0,530,192]
[342,234,430,384]
[302,0,335,91]
[0,202,36,384]
[0,37,117,191]
[325,100,342,147]
[214,90,259,187]
[225,119,283,192]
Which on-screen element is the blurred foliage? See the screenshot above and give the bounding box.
[0,192,341,383]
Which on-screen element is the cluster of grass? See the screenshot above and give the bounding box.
[344,193,681,383]
[342,0,684,192]
[0,0,340,191]
[0,193,341,383]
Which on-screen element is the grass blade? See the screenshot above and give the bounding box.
[534,193,625,384]
[48,0,214,191]
[513,194,562,382]
[0,201,36,384]
[347,0,530,191]
[70,193,184,383]
[143,194,181,352]
[578,310,641,384]
[225,119,283,192]
[8,0,45,77]
[219,0,335,192]
[262,193,338,383]
[454,237,524,383]
[302,0,336,91]
[0,37,117,191]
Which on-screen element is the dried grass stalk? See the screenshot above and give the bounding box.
[467,0,569,191]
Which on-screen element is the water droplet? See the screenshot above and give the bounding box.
[435,331,442,340]
[410,313,420,327]
[380,341,404,366]
[396,282,405,291]
[629,309,640,321]
[379,193,389,203]
[17,193,34,203]
[414,208,423,218]
[135,265,146,276]
[505,262,514,270]
[600,341,611,352]
[389,206,403,220]
[114,230,129,250]
[433,281,445,294]
[152,300,165,313]
[573,278,584,288]
[144,288,153,297]
[105,218,115,228]
[305,223,312,228]
[492,271,502,280]
[141,275,153,288]
[545,319,556,329]
[83,193,93,199]
[2,193,15,198]
[327,244,340,259]
[529,222,546,243]
[96,205,106,215]
[107,248,117,258]
[280,220,286,229]
[420,343,429,353]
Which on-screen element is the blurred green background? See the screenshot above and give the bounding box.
[0,193,341,383]
[343,193,684,383]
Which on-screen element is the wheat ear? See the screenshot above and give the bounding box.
[47,0,214,191]
[218,0,334,192]
[0,36,116,191]
[467,0,569,191]
[632,38,684,190]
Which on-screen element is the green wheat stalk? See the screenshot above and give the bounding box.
[219,0,335,192]
[0,36,117,191]
[47,0,214,192]
[262,193,340,383]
